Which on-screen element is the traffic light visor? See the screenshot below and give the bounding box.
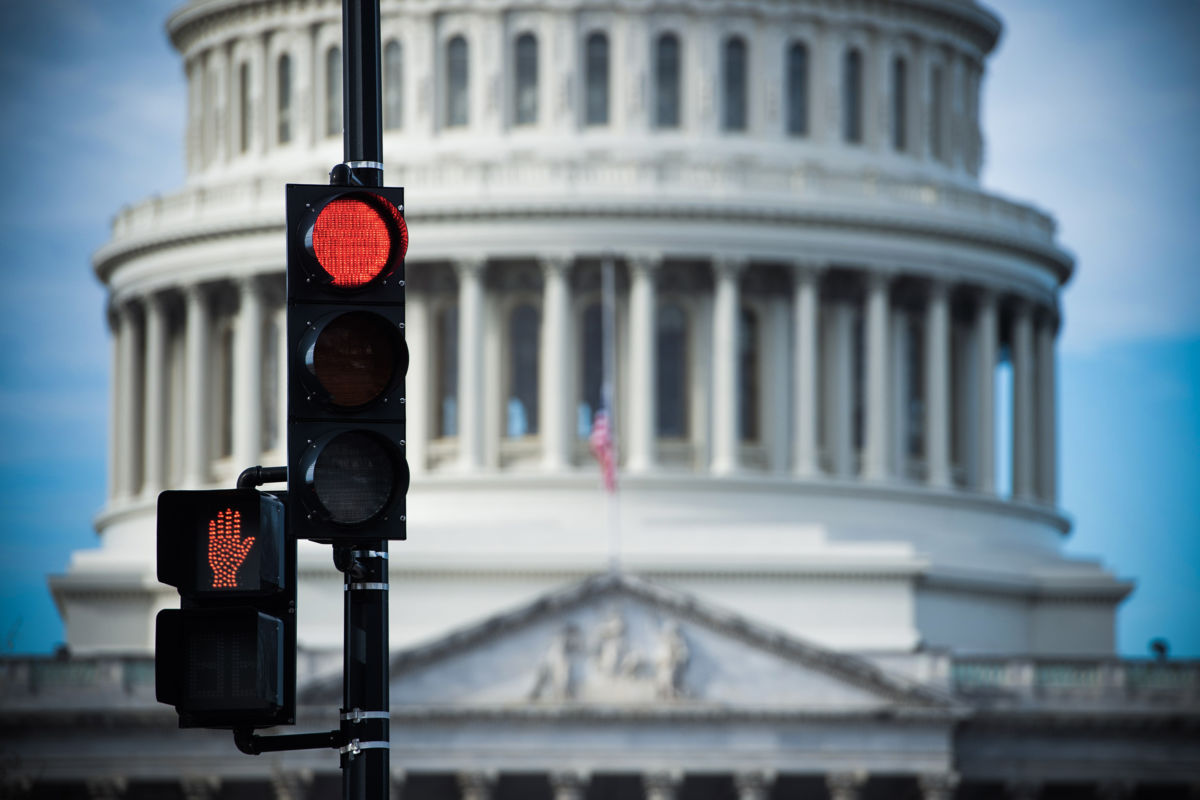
[308,194,408,288]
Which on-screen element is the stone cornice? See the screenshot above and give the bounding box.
[167,0,1000,57]
[95,193,1072,292]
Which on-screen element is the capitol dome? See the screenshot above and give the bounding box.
[52,0,1128,660]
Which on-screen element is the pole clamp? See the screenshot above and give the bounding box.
[350,550,388,560]
[340,709,391,723]
[346,160,384,171]
[346,582,389,591]
[339,739,391,756]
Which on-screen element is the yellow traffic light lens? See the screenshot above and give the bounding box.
[311,311,403,408]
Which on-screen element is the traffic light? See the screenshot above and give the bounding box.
[286,184,409,541]
[155,489,296,729]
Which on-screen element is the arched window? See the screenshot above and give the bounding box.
[786,41,808,136]
[514,33,538,125]
[891,56,908,151]
[739,307,759,442]
[929,65,945,161]
[655,33,681,129]
[238,62,251,153]
[722,37,748,132]
[656,303,688,437]
[437,306,459,437]
[446,36,469,128]
[384,40,403,130]
[277,53,292,144]
[842,47,863,144]
[325,46,342,137]
[579,302,604,437]
[507,304,540,437]
[585,32,609,126]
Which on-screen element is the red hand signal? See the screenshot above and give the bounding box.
[208,508,255,589]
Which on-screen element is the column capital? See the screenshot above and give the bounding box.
[453,255,488,280]
[183,280,213,303]
[549,770,590,800]
[180,774,221,800]
[926,276,952,301]
[629,252,663,275]
[457,770,497,800]
[643,770,683,800]
[864,268,894,291]
[918,772,960,800]
[1005,780,1041,800]
[713,255,748,279]
[539,253,573,278]
[734,770,776,800]
[826,770,868,800]
[791,259,827,279]
[236,272,268,297]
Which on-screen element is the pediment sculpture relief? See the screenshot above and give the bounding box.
[528,608,690,703]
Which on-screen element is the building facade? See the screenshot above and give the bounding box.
[2,0,1198,796]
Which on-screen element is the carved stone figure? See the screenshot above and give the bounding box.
[593,607,640,677]
[654,621,689,699]
[530,624,580,701]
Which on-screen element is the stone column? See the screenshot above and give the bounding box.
[141,292,168,498]
[643,771,681,800]
[975,290,998,494]
[792,262,820,478]
[711,257,745,475]
[117,301,142,499]
[1011,300,1036,501]
[918,773,959,800]
[829,302,855,478]
[183,283,212,488]
[457,771,495,800]
[827,771,867,800]
[863,271,892,481]
[107,309,120,500]
[627,254,660,473]
[455,257,486,471]
[405,290,429,477]
[924,280,951,488]
[1036,310,1058,506]
[539,255,573,471]
[890,306,910,477]
[549,770,589,800]
[734,771,775,800]
[234,276,265,473]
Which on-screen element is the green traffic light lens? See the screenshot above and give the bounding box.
[310,431,402,525]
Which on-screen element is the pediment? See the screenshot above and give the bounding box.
[304,573,954,714]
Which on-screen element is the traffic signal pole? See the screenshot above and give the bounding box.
[338,3,391,799]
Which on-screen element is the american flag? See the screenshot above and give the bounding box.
[589,409,617,492]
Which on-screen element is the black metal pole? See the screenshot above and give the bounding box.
[342,0,384,187]
[338,545,390,800]
[339,3,389,799]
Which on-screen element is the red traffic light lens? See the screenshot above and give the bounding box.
[310,312,405,409]
[310,195,408,287]
[310,432,405,525]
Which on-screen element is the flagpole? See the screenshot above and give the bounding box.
[601,254,620,573]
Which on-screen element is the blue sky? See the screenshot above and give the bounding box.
[0,0,1196,657]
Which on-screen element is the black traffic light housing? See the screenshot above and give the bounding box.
[286,184,408,542]
[155,489,296,730]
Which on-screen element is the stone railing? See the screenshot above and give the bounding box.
[104,158,1058,252]
[952,656,1200,707]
